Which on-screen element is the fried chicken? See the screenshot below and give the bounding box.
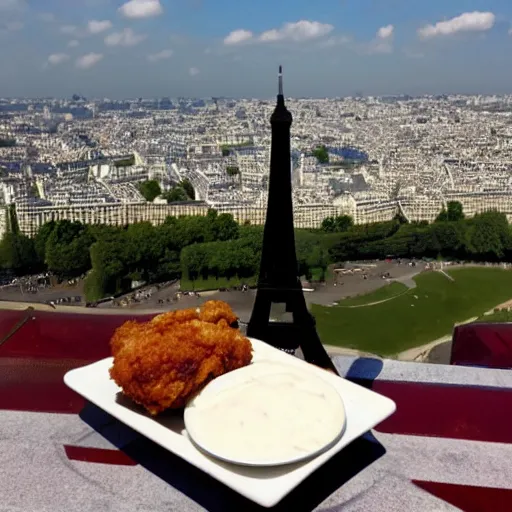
[199,300,238,326]
[109,301,253,415]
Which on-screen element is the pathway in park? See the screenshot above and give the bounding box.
[335,271,420,309]
[437,269,456,282]
[391,271,419,290]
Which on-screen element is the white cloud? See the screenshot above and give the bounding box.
[60,25,77,35]
[68,39,79,47]
[367,41,393,54]
[148,49,174,62]
[259,20,333,43]
[87,19,112,34]
[224,29,253,45]
[118,0,163,19]
[76,52,103,69]
[319,35,351,48]
[365,24,394,54]
[105,28,146,46]
[508,27,512,36]
[377,24,394,39]
[189,67,200,76]
[418,11,495,40]
[47,53,70,66]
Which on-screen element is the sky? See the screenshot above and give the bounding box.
[1,0,512,99]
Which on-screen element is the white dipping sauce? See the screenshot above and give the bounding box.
[185,361,346,465]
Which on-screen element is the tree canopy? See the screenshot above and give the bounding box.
[321,215,354,233]
[138,180,162,202]
[163,186,188,203]
[0,232,37,275]
[226,166,240,176]
[163,179,195,203]
[45,220,94,278]
[435,201,465,222]
[180,179,195,200]
[313,145,329,164]
[2,203,512,301]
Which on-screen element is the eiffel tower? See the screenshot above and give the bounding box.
[247,67,337,373]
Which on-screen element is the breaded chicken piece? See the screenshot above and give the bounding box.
[199,300,238,326]
[150,307,199,331]
[109,301,252,415]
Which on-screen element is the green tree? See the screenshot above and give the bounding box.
[313,145,329,164]
[163,186,189,203]
[138,180,162,202]
[0,232,37,275]
[226,166,240,176]
[124,222,163,283]
[436,201,465,222]
[436,209,448,222]
[87,224,124,242]
[431,221,468,258]
[180,179,195,200]
[334,215,354,232]
[180,244,208,281]
[329,219,400,262]
[213,213,239,241]
[45,221,94,277]
[85,232,131,301]
[469,211,510,260]
[34,221,56,266]
[321,217,336,232]
[180,229,262,284]
[8,204,19,235]
[84,269,119,302]
[321,215,353,233]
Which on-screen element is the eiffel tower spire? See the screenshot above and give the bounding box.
[247,66,337,373]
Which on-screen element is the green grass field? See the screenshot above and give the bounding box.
[336,282,408,307]
[312,268,512,356]
[477,310,512,323]
[180,275,257,292]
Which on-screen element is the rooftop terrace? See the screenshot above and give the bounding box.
[1,303,511,511]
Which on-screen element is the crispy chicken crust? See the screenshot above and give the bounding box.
[109,301,252,415]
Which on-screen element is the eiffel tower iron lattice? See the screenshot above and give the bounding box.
[247,66,337,373]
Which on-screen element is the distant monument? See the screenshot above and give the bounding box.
[247,67,337,373]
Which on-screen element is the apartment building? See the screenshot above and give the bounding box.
[15,201,209,237]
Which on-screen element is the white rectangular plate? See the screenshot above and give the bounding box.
[64,338,396,508]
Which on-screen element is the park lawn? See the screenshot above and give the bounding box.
[477,310,512,323]
[312,268,512,356]
[337,282,408,307]
[180,275,257,292]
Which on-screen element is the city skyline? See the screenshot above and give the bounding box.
[2,1,512,98]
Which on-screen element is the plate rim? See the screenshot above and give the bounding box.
[64,337,397,508]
